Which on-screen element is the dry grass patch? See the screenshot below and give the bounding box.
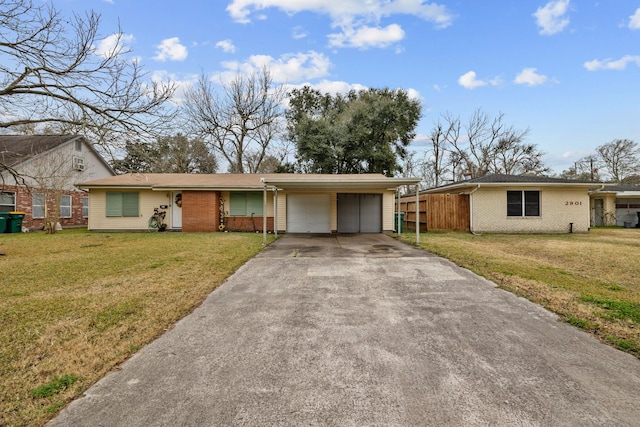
[0,230,273,427]
[399,228,640,358]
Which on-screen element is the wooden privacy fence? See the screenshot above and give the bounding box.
[399,193,470,231]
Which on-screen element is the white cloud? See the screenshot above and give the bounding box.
[226,0,454,27]
[227,0,452,49]
[218,50,332,83]
[584,55,640,71]
[292,26,308,39]
[629,8,640,30]
[458,71,487,89]
[289,80,368,96]
[328,23,405,49]
[514,68,548,86]
[154,37,188,62]
[215,39,236,53]
[150,71,198,105]
[533,0,570,35]
[93,33,134,58]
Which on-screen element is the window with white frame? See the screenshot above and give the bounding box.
[82,197,88,218]
[60,195,72,218]
[32,194,45,218]
[0,191,16,212]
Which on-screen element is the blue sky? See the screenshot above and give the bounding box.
[57,0,640,174]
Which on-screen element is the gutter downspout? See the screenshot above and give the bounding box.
[469,185,481,235]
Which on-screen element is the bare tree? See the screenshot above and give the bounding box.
[440,109,545,179]
[596,139,640,184]
[426,118,458,186]
[0,0,175,169]
[184,67,286,173]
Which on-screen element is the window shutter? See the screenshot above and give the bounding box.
[122,193,139,217]
[246,193,263,216]
[229,192,246,216]
[106,192,122,217]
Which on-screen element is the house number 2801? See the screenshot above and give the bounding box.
[565,201,582,206]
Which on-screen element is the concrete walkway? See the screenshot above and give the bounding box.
[50,234,640,426]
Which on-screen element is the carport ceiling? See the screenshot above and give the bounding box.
[261,177,421,190]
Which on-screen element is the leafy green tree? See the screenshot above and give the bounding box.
[286,86,421,176]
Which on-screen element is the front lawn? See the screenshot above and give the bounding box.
[400,228,640,358]
[0,230,273,427]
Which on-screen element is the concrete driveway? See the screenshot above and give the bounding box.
[50,234,640,426]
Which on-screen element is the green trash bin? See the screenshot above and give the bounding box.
[6,212,26,233]
[0,212,8,233]
[394,212,405,233]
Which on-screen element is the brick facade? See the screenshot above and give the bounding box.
[181,191,220,232]
[224,216,274,232]
[180,190,275,233]
[1,185,88,230]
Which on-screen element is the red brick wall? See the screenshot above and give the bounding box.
[224,216,274,232]
[1,185,88,230]
[182,190,220,232]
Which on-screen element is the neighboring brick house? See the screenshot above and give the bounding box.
[422,174,607,233]
[0,135,115,230]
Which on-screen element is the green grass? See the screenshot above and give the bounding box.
[0,229,274,427]
[399,228,640,358]
[31,375,79,399]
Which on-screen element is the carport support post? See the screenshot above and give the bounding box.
[415,185,420,244]
[273,188,278,237]
[263,184,267,246]
[396,190,400,235]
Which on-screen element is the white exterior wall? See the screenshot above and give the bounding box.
[472,187,590,233]
[88,189,169,230]
[3,140,113,189]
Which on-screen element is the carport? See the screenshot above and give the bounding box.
[260,175,422,245]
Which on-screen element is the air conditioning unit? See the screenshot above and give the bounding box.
[73,156,85,171]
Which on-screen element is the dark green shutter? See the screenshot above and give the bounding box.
[106,192,123,217]
[122,193,139,217]
[230,192,246,216]
[246,193,263,216]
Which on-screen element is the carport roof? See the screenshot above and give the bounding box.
[77,173,421,191]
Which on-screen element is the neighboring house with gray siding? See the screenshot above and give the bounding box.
[0,135,115,230]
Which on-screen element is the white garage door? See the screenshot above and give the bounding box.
[287,194,331,233]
